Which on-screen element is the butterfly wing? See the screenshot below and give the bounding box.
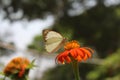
[43,29,66,53]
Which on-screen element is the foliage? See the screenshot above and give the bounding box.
[41,63,96,80]
[41,65,74,80]
[87,49,120,80]
[1,0,86,20]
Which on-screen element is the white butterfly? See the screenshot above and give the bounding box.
[42,29,66,53]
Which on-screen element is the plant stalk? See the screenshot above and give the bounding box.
[72,61,80,80]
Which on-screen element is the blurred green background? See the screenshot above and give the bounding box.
[0,0,120,80]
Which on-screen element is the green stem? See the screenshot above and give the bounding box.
[72,61,80,80]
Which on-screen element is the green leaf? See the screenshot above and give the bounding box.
[28,59,37,69]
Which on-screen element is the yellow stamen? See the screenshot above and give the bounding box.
[64,40,80,50]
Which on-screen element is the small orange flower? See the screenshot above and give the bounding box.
[3,57,30,78]
[56,40,94,64]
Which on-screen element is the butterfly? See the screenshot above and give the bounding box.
[42,29,66,53]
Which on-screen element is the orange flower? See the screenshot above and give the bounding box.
[56,40,94,64]
[3,57,30,78]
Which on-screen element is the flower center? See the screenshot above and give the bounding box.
[64,40,80,50]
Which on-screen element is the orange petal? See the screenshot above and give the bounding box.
[18,66,25,77]
[76,48,85,58]
[56,54,64,63]
[83,47,94,53]
[76,55,82,62]
[80,48,92,58]
[56,51,69,64]
[65,56,71,63]
[69,49,77,58]
[60,57,65,64]
[83,54,88,61]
